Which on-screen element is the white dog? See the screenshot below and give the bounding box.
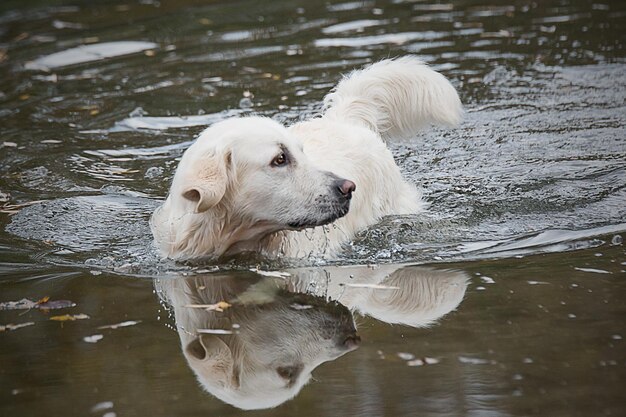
[151,56,462,260]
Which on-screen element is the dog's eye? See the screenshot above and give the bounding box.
[277,365,302,386]
[271,152,287,167]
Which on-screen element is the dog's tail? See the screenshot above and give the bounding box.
[322,56,462,140]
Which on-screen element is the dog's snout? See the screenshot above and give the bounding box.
[343,333,361,350]
[335,179,356,199]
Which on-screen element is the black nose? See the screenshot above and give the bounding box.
[343,333,361,350]
[334,179,356,199]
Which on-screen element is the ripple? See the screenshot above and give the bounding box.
[321,19,389,34]
[314,32,446,47]
[24,41,158,71]
[109,109,241,132]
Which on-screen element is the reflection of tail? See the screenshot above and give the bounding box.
[322,56,462,140]
[349,267,469,328]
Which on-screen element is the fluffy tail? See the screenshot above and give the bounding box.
[322,56,462,140]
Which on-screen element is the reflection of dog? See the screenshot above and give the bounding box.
[151,57,462,260]
[157,274,360,410]
[288,265,469,328]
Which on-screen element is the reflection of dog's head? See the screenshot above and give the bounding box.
[158,274,359,410]
[150,116,355,260]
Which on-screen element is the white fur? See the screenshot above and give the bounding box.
[151,56,462,260]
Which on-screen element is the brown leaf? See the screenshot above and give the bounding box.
[0,297,76,311]
[36,296,50,305]
[49,313,90,321]
[184,301,232,312]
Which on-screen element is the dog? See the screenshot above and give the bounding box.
[150,56,462,260]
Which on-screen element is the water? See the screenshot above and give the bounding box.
[1,0,625,415]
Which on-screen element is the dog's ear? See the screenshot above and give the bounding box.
[186,333,240,388]
[186,333,230,361]
[181,151,230,213]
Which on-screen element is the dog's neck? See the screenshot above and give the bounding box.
[218,220,283,257]
[153,197,334,260]
[153,200,285,260]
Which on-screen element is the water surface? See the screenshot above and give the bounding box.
[1,0,625,415]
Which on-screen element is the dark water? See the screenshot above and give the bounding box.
[1,0,625,415]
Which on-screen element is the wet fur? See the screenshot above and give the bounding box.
[151,56,462,260]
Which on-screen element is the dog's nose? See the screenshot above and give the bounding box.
[343,333,361,350]
[335,179,356,199]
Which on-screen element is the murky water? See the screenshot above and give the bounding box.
[1,0,625,415]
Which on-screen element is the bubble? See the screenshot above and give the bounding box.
[144,166,164,179]
[239,97,253,109]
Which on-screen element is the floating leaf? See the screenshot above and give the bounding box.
[90,402,114,413]
[574,267,612,274]
[0,297,76,310]
[407,357,440,367]
[36,296,50,305]
[83,334,104,343]
[0,298,37,310]
[185,301,231,312]
[97,320,141,330]
[0,322,35,332]
[38,300,76,310]
[49,313,90,321]
[397,352,415,361]
[25,41,159,71]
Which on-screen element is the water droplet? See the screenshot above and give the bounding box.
[239,97,253,109]
[145,166,164,179]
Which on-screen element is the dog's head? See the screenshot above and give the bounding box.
[153,116,355,258]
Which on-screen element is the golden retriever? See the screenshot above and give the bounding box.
[151,57,461,260]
